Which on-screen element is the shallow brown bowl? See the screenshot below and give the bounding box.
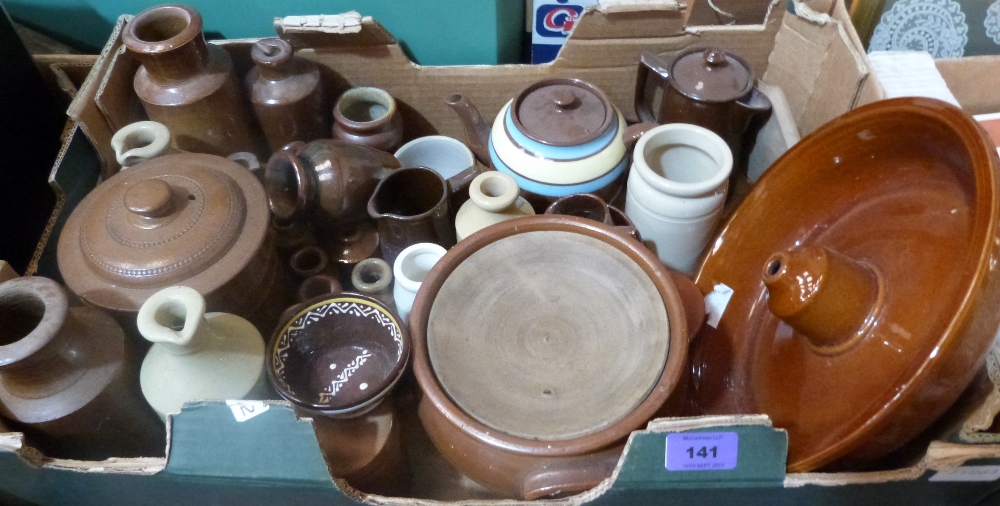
[267,292,409,417]
[691,97,1000,472]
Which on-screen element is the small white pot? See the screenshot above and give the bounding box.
[625,123,733,275]
[393,243,447,324]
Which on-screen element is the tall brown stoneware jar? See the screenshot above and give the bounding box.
[0,277,164,460]
[122,4,261,157]
[246,38,329,154]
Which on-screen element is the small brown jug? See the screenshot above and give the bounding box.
[0,277,163,460]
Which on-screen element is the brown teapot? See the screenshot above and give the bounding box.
[634,48,772,163]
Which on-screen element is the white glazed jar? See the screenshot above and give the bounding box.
[393,243,448,324]
[625,123,733,275]
[137,286,272,421]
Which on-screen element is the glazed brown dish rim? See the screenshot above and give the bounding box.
[410,215,689,457]
[266,291,411,413]
[696,97,1000,472]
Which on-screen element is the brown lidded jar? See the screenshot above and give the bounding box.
[0,277,163,460]
[56,153,289,334]
[123,4,262,157]
[246,38,329,154]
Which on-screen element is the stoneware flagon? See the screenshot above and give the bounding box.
[634,48,771,165]
[0,277,163,460]
[409,215,690,499]
[447,79,647,210]
[332,87,404,152]
[624,123,733,275]
[264,139,401,228]
[246,37,329,154]
[122,4,261,158]
[57,153,289,332]
[454,172,534,241]
[690,97,1000,472]
[137,286,272,421]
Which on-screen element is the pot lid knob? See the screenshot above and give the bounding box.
[125,179,174,218]
[704,48,728,67]
[553,89,581,110]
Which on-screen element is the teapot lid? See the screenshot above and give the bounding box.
[511,78,614,146]
[57,153,269,311]
[670,47,754,102]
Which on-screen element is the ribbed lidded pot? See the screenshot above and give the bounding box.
[488,78,628,199]
[57,153,287,331]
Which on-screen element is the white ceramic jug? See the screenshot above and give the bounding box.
[624,123,733,275]
[111,121,177,169]
[137,286,272,421]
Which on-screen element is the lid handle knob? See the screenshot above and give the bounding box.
[125,179,175,218]
[703,48,729,67]
[553,89,581,110]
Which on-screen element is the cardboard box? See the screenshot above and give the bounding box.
[5,1,1000,504]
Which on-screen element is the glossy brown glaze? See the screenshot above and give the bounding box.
[267,292,409,417]
[289,245,331,279]
[57,153,289,333]
[0,277,163,459]
[246,38,329,154]
[123,5,261,157]
[635,49,771,163]
[367,167,456,265]
[264,140,400,227]
[410,215,689,498]
[691,97,1000,472]
[333,87,404,152]
[327,220,380,271]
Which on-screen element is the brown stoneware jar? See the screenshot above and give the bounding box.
[123,4,261,157]
[0,277,163,460]
[332,87,404,152]
[246,38,329,154]
[264,140,401,228]
[57,153,289,334]
[410,216,691,499]
[691,97,1000,472]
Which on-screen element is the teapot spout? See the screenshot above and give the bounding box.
[445,93,492,167]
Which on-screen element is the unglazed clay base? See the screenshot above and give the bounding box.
[427,230,670,441]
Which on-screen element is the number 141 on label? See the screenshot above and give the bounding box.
[665,432,738,471]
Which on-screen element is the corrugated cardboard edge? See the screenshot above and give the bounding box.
[23,120,76,276]
[596,0,683,13]
[66,15,130,178]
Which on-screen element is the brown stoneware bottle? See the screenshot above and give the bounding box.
[123,4,261,157]
[246,38,329,154]
[0,277,163,460]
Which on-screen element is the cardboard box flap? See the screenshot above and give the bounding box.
[762,1,869,135]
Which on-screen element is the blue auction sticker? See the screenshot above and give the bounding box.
[665,432,739,471]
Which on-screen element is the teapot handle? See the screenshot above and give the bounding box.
[634,52,672,124]
[734,87,773,131]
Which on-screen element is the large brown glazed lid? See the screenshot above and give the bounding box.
[411,215,689,455]
[511,78,614,146]
[690,97,1000,472]
[669,47,754,103]
[58,153,269,312]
